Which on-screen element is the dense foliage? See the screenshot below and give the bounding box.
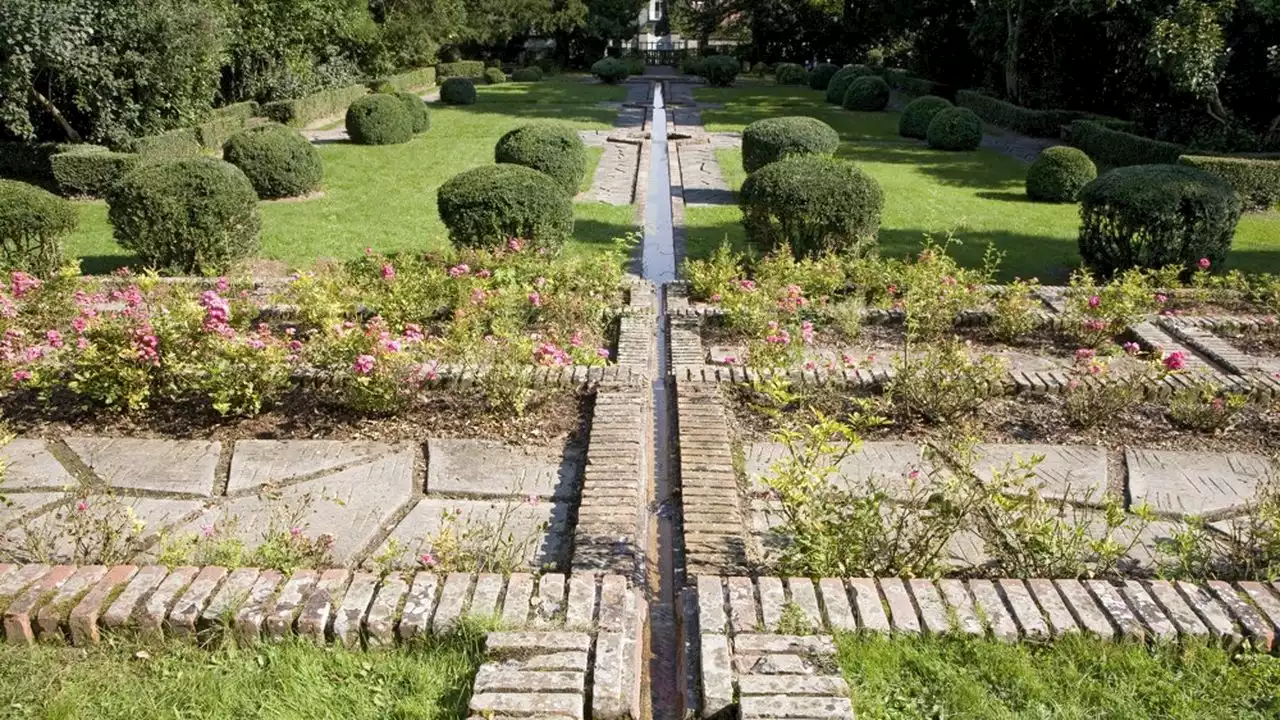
[345,95,413,145]
[824,65,873,105]
[512,67,544,82]
[0,180,76,276]
[1066,120,1186,168]
[1026,146,1097,203]
[927,107,983,151]
[842,76,890,111]
[494,123,588,196]
[898,95,953,139]
[775,63,808,86]
[1178,154,1280,210]
[436,164,574,253]
[397,93,431,133]
[107,158,261,274]
[741,117,841,174]
[591,58,630,84]
[698,56,741,87]
[739,155,884,257]
[440,78,478,105]
[222,123,324,199]
[1078,164,1242,277]
[483,68,508,85]
[808,63,840,91]
[49,149,141,198]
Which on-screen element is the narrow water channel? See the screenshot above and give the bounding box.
[642,80,681,720]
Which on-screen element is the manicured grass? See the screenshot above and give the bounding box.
[838,633,1280,719]
[582,146,604,193]
[64,78,633,274]
[689,87,1280,282]
[0,634,483,720]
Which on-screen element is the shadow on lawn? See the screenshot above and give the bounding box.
[437,101,620,127]
[79,254,135,275]
[838,142,1022,191]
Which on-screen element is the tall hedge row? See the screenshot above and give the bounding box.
[1066,120,1186,168]
[261,84,370,127]
[1177,154,1280,211]
[955,90,1129,139]
[437,61,486,80]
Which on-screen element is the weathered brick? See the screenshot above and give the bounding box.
[234,569,283,645]
[521,651,589,671]
[298,568,350,643]
[474,666,585,693]
[696,576,726,634]
[699,633,733,719]
[1143,580,1207,638]
[103,565,168,631]
[1085,580,1144,641]
[733,634,836,656]
[433,572,473,634]
[969,580,1017,642]
[485,631,591,657]
[847,578,889,633]
[168,566,228,639]
[565,574,598,630]
[786,578,823,632]
[937,579,983,636]
[592,630,636,720]
[0,565,49,603]
[200,568,260,631]
[1025,579,1077,637]
[739,695,853,720]
[906,580,949,635]
[398,572,437,641]
[1206,580,1273,650]
[365,573,409,648]
[5,565,76,645]
[818,578,855,632]
[1054,579,1115,640]
[36,565,108,642]
[998,579,1048,639]
[500,573,533,628]
[1175,581,1240,647]
[757,576,786,632]
[1237,581,1280,636]
[333,571,378,648]
[738,675,849,696]
[266,569,318,640]
[726,576,758,633]
[597,575,631,632]
[469,692,584,720]
[70,565,138,646]
[534,573,566,627]
[469,573,504,621]
[1120,581,1176,642]
[878,578,920,634]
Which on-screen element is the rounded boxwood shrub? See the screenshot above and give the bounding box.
[591,58,630,84]
[107,158,260,274]
[1026,146,1097,203]
[699,55,740,87]
[1078,164,1241,277]
[927,106,983,151]
[739,155,884,257]
[843,75,890,111]
[898,95,953,139]
[221,123,323,199]
[741,117,840,174]
[512,67,543,82]
[808,63,840,91]
[775,63,808,86]
[824,65,873,104]
[494,123,588,196]
[345,94,413,145]
[440,78,478,105]
[396,92,431,133]
[484,67,507,85]
[0,179,76,276]
[437,164,573,254]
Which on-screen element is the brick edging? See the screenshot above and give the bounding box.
[675,384,747,576]
[571,390,649,579]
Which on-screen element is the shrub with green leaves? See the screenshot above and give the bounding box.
[898,95,953,139]
[1178,154,1280,211]
[843,76,890,111]
[775,63,808,85]
[106,158,260,274]
[1066,120,1185,167]
[494,123,587,196]
[927,106,983,151]
[1077,164,1242,277]
[222,123,324,199]
[0,179,76,276]
[741,116,840,173]
[698,55,740,87]
[440,78,478,105]
[1026,146,1097,203]
[512,67,543,82]
[437,164,573,253]
[345,95,412,145]
[591,58,630,84]
[808,63,840,90]
[49,147,141,198]
[437,61,486,79]
[824,65,873,104]
[739,155,884,257]
[484,67,507,85]
[396,93,431,133]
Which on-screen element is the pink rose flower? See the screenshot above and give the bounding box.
[353,354,376,375]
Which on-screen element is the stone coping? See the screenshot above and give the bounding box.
[687,575,1280,719]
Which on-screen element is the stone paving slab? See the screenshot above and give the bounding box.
[228,440,393,493]
[426,438,583,500]
[65,437,221,497]
[0,439,77,490]
[375,497,570,570]
[4,497,206,563]
[1126,448,1271,518]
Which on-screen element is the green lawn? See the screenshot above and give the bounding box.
[0,634,482,720]
[839,633,1280,719]
[65,78,634,274]
[689,85,1280,282]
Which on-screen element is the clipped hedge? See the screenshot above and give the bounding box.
[742,116,840,173]
[899,95,953,139]
[955,90,1126,139]
[50,147,141,198]
[107,158,261,274]
[699,55,740,87]
[775,63,808,86]
[397,92,431,133]
[927,107,983,151]
[1078,164,1241,277]
[809,63,840,91]
[1177,154,1280,211]
[437,61,486,80]
[212,101,260,123]
[0,179,76,276]
[0,141,76,186]
[843,76,890,111]
[739,154,884,257]
[484,67,507,85]
[494,123,587,196]
[591,58,630,84]
[440,78,478,105]
[1026,146,1097,203]
[436,164,573,254]
[222,123,323,199]
[129,128,202,161]
[825,65,873,104]
[512,67,543,82]
[1066,120,1186,168]
[883,69,954,101]
[345,95,413,145]
[194,116,245,151]
[260,84,369,127]
[385,66,438,91]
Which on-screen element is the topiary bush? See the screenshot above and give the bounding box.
[1026,146,1097,203]
[437,164,574,254]
[345,94,413,145]
[107,158,261,274]
[494,123,588,196]
[49,147,141,198]
[698,55,741,87]
[396,92,431,133]
[824,65,873,104]
[591,58,630,84]
[1077,164,1242,277]
[842,75,890,111]
[898,95,953,139]
[774,63,808,86]
[741,117,841,174]
[222,123,324,199]
[739,155,884,257]
[512,67,543,82]
[1178,154,1280,211]
[440,78,478,105]
[809,63,840,91]
[927,106,983,151]
[484,67,507,85]
[0,179,76,276]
